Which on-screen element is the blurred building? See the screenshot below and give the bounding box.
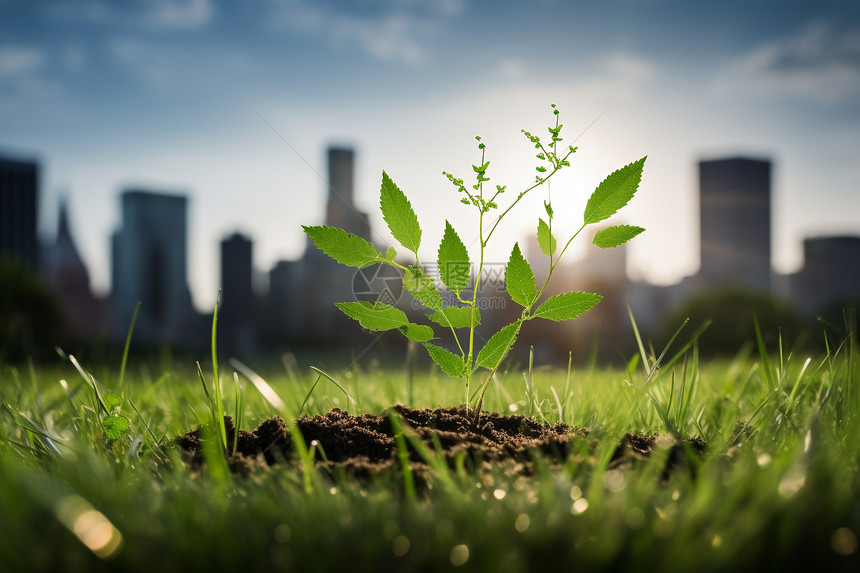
[220,232,256,351]
[324,147,370,238]
[267,146,372,347]
[42,198,107,339]
[0,156,39,270]
[784,236,860,319]
[698,157,772,292]
[110,189,196,345]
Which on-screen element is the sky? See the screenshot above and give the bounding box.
[1,0,859,311]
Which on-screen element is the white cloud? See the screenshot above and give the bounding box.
[45,0,214,30]
[267,0,461,65]
[715,21,860,104]
[145,0,213,29]
[0,46,59,109]
[498,58,526,80]
[107,37,173,91]
[0,46,46,78]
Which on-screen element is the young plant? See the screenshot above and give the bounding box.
[303,105,647,418]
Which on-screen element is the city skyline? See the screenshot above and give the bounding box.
[1,1,859,310]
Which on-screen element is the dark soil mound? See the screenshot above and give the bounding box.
[175,406,706,480]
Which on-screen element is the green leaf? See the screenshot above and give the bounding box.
[583,157,646,225]
[103,415,130,440]
[335,301,408,331]
[103,392,122,411]
[505,243,537,307]
[380,171,422,255]
[403,266,442,311]
[428,306,480,329]
[302,225,383,269]
[385,246,397,261]
[537,219,557,257]
[476,323,521,370]
[437,221,470,295]
[425,344,467,377]
[593,225,645,249]
[533,292,603,322]
[398,323,434,342]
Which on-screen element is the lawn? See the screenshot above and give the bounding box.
[1,331,859,572]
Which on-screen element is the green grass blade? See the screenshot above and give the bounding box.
[117,301,140,390]
[229,358,287,411]
[308,366,358,408]
[388,412,416,500]
[211,291,227,452]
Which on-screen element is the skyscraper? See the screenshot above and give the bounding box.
[43,198,106,339]
[0,156,39,269]
[324,147,370,239]
[220,232,255,350]
[699,157,772,292]
[789,236,860,318]
[111,189,194,344]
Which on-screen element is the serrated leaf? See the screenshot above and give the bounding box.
[505,243,537,307]
[537,219,557,257]
[593,225,645,249]
[385,246,397,261]
[438,221,470,295]
[398,323,434,342]
[533,292,603,322]
[335,301,408,331]
[403,266,442,311]
[476,323,521,370]
[103,415,129,440]
[303,225,383,269]
[380,171,422,254]
[583,157,646,225]
[428,306,480,329]
[425,344,467,377]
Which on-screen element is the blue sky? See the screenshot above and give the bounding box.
[2,0,859,310]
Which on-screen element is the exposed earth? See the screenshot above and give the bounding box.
[175,406,706,481]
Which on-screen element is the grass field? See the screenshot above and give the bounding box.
[1,327,859,572]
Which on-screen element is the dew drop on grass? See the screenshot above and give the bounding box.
[274,524,292,543]
[392,535,410,557]
[493,489,507,500]
[450,544,469,566]
[571,498,589,515]
[757,453,772,467]
[831,528,858,556]
[515,514,530,532]
[508,403,518,412]
[626,508,644,529]
[605,470,625,492]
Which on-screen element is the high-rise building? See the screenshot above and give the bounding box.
[698,157,772,292]
[0,156,39,269]
[111,189,194,344]
[42,197,106,339]
[324,147,370,239]
[788,236,860,318]
[290,146,372,344]
[220,232,255,351]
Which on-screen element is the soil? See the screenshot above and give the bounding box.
[175,405,706,481]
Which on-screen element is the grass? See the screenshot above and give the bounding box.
[1,328,859,572]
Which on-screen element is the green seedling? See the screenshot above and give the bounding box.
[304,105,647,418]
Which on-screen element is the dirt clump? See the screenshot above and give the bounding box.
[175,406,704,479]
